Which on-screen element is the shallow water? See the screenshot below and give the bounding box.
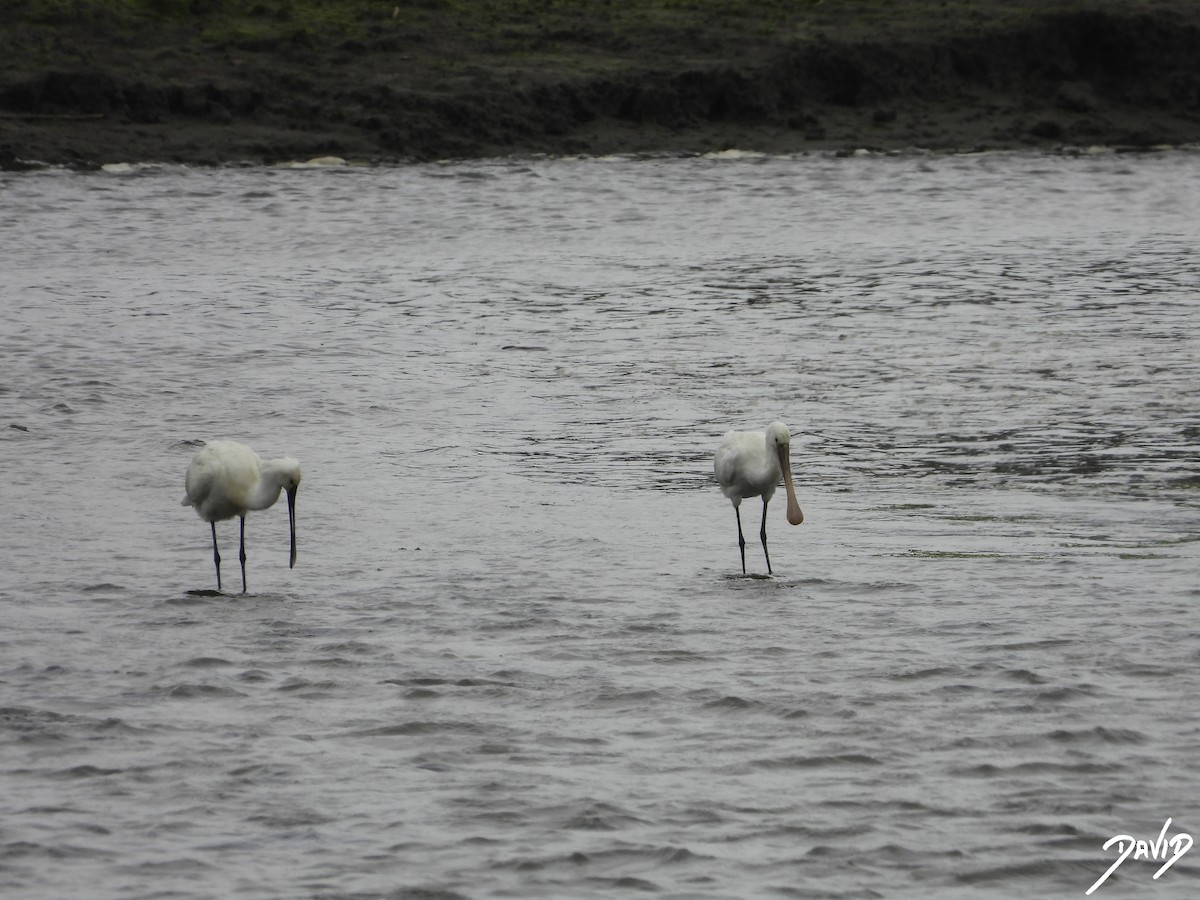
[1,150,1198,899]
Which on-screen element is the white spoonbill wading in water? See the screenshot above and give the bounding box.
[714,421,804,575]
[182,440,301,593]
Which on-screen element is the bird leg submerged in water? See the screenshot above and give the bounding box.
[734,505,748,574]
[759,500,773,575]
[732,498,779,575]
[210,521,222,591]
[714,421,804,575]
[239,515,248,594]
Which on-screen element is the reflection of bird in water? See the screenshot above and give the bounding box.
[182,440,301,593]
[714,421,803,575]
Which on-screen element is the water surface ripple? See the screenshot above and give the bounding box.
[1,152,1198,899]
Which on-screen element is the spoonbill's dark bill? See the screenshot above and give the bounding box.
[182,440,301,593]
[713,421,803,575]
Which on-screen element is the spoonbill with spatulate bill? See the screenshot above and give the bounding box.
[714,421,803,575]
[182,440,301,592]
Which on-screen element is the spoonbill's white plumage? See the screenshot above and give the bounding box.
[182,440,301,593]
[714,421,804,575]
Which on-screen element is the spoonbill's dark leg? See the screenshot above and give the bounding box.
[239,515,248,594]
[734,505,747,575]
[210,521,222,592]
[760,499,773,575]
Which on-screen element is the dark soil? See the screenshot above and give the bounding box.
[2,0,1199,169]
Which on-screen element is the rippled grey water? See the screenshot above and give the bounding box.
[2,150,1198,899]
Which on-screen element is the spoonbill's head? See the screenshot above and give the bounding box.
[766,422,804,526]
[765,421,791,450]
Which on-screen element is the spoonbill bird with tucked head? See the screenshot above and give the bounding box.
[182,440,301,593]
[714,421,804,575]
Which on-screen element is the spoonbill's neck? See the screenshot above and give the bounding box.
[247,458,297,510]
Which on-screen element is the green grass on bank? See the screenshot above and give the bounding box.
[10,0,831,34]
[0,0,891,80]
[2,0,1148,48]
[1,0,875,49]
[2,0,1193,82]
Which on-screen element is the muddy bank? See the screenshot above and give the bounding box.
[2,2,1199,169]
